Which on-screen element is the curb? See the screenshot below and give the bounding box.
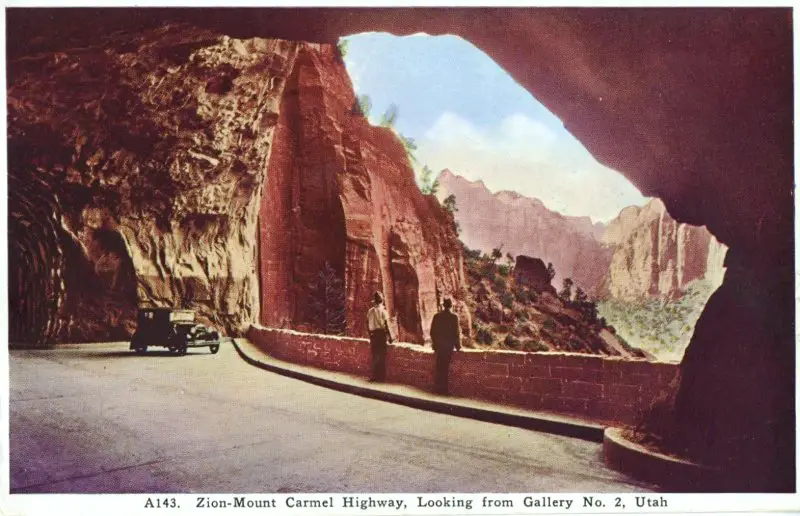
[232,340,605,443]
[603,427,721,491]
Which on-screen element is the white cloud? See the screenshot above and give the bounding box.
[416,112,647,222]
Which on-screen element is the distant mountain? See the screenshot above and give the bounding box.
[600,198,727,301]
[437,169,727,302]
[436,169,612,297]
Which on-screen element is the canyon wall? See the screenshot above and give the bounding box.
[7,24,467,346]
[438,171,727,302]
[259,45,468,343]
[602,198,727,301]
[437,169,612,296]
[8,25,301,343]
[7,9,793,490]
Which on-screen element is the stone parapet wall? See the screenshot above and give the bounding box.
[247,325,677,425]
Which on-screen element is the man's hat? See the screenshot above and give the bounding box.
[442,298,453,309]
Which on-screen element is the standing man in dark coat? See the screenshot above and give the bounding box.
[366,291,393,382]
[430,298,461,394]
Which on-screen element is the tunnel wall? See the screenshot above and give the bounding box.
[247,325,676,426]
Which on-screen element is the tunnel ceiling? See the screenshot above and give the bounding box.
[7,7,793,272]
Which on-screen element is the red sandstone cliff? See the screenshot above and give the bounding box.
[8,25,301,343]
[260,45,468,343]
[438,171,727,302]
[602,199,727,301]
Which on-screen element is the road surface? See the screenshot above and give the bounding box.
[10,342,653,493]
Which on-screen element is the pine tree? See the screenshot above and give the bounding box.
[379,103,399,128]
[308,261,347,335]
[356,94,372,118]
[442,194,458,213]
[491,247,503,264]
[418,165,440,195]
[546,262,556,283]
[559,278,574,303]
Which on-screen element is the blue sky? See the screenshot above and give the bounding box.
[342,32,648,223]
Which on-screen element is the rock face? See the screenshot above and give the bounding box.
[8,25,302,343]
[513,256,553,293]
[8,26,467,346]
[437,169,612,296]
[602,198,728,301]
[259,45,468,343]
[438,171,727,302]
[6,26,464,346]
[7,9,793,491]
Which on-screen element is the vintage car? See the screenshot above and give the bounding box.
[130,308,225,355]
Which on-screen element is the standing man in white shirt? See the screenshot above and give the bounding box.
[366,291,393,382]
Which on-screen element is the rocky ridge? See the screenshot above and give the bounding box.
[437,170,727,302]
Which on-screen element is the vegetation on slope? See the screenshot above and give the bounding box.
[462,244,645,357]
[597,278,717,361]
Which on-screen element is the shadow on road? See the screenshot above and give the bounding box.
[15,349,220,359]
[77,350,218,359]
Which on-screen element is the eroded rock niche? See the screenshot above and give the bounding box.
[259,44,469,343]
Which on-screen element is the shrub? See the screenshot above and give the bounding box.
[493,276,507,291]
[476,327,494,345]
[481,263,496,281]
[500,292,514,309]
[504,334,521,349]
[514,310,529,321]
[497,264,510,277]
[336,38,349,59]
[543,318,556,331]
[523,339,549,352]
[463,246,482,261]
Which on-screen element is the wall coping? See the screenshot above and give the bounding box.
[248,324,679,365]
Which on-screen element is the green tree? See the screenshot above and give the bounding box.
[399,133,418,163]
[356,94,372,118]
[559,278,574,303]
[442,194,458,213]
[337,38,349,59]
[505,252,515,268]
[379,103,399,128]
[491,247,503,264]
[418,165,440,195]
[308,261,347,335]
[574,287,588,305]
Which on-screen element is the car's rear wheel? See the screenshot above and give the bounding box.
[134,346,147,354]
[209,344,219,354]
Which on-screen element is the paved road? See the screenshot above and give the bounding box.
[10,342,653,493]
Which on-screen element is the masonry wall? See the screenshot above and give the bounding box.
[246,325,678,426]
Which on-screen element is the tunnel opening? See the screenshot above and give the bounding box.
[8,149,139,347]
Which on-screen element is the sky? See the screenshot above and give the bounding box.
[342,32,649,223]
